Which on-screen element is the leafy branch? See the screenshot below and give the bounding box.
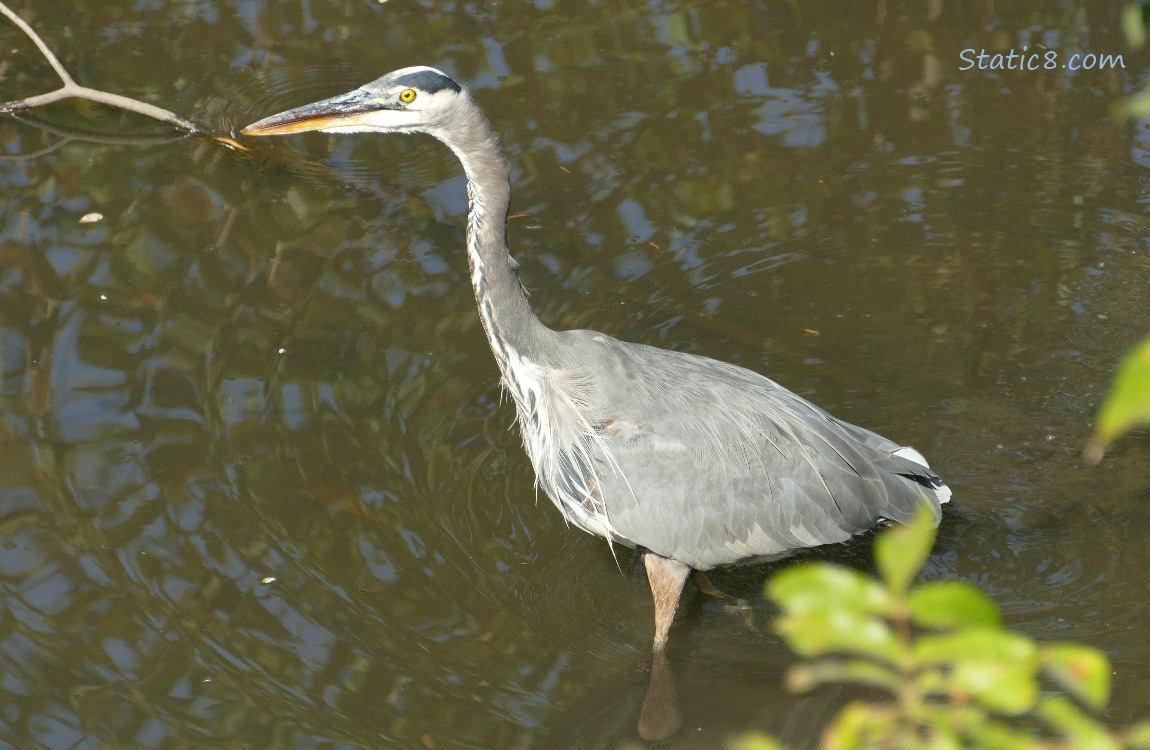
[731,510,1150,750]
[1085,335,1150,464]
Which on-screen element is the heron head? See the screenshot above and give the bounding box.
[241,66,464,137]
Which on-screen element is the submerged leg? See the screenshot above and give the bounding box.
[643,552,692,654]
[691,569,729,598]
[693,569,753,628]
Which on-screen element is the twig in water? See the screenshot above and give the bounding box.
[0,0,200,133]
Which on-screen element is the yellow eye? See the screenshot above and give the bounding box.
[399,88,417,104]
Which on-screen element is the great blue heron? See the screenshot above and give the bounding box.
[242,66,951,657]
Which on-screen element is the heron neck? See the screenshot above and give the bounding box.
[439,103,550,367]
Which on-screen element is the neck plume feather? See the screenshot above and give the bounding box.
[433,95,549,372]
[430,92,614,543]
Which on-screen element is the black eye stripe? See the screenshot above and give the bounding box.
[392,70,461,94]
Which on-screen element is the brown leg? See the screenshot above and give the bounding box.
[640,553,690,740]
[644,552,692,654]
[694,570,754,631]
[691,569,730,599]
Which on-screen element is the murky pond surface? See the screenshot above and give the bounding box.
[2,1,1149,747]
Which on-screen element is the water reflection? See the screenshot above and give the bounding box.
[545,644,858,748]
[2,0,1150,747]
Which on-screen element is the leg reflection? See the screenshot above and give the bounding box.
[638,649,680,741]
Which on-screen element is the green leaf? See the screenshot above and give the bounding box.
[1121,91,1150,120]
[768,563,891,617]
[914,628,1037,667]
[949,659,1038,714]
[913,664,949,696]
[1037,695,1120,750]
[915,629,1040,712]
[1085,335,1150,463]
[909,580,1001,630]
[1042,642,1111,711]
[823,701,897,750]
[964,717,1047,750]
[775,611,901,664]
[1126,719,1150,748]
[726,732,788,750]
[786,658,901,695]
[922,727,963,750]
[1123,3,1148,48]
[875,506,938,596]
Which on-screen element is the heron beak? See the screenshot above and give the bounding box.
[241,89,395,136]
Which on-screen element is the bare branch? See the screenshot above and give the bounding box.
[0,0,201,134]
[0,0,74,86]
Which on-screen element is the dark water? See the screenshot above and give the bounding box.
[2,1,1149,747]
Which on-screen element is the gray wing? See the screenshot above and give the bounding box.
[549,330,948,571]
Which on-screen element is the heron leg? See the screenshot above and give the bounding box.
[691,570,730,599]
[693,569,755,632]
[644,552,692,654]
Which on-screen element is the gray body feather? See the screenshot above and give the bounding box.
[519,328,948,571]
